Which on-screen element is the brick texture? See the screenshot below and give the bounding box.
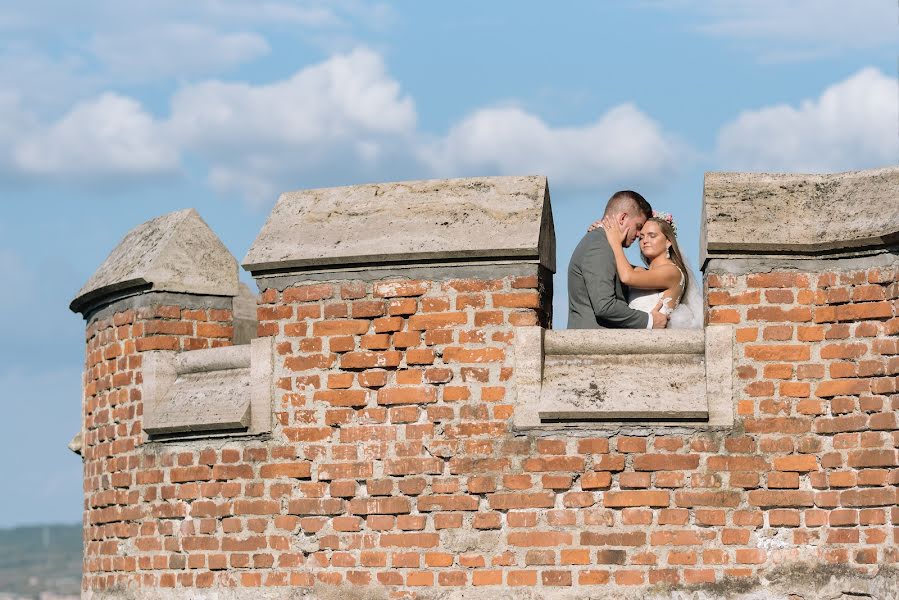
[82,303,234,591]
[79,264,899,594]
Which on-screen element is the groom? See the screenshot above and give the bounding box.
[568,190,668,329]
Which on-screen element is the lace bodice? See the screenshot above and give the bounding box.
[627,268,685,315]
[628,289,669,314]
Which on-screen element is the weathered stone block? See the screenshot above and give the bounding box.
[243,176,555,274]
[71,208,239,314]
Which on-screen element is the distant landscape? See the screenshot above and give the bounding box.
[0,524,81,599]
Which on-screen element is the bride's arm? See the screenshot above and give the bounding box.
[601,217,682,290]
[622,264,681,290]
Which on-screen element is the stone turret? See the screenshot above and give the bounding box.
[70,209,249,591]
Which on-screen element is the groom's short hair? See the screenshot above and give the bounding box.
[604,190,652,219]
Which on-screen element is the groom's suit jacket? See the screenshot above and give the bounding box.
[567,229,650,329]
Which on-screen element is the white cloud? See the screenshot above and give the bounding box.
[716,67,899,172]
[0,48,416,192]
[91,24,270,80]
[13,92,179,178]
[0,1,394,114]
[655,0,897,61]
[171,49,685,205]
[0,47,688,203]
[169,47,417,204]
[171,48,415,149]
[0,1,392,80]
[0,43,98,115]
[420,103,684,189]
[0,92,36,169]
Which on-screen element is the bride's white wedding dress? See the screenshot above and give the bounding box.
[627,268,683,316]
[627,266,703,329]
[628,287,674,315]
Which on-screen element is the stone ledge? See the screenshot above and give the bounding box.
[512,327,734,429]
[701,166,899,267]
[545,329,705,355]
[79,291,234,324]
[142,337,273,439]
[705,248,899,276]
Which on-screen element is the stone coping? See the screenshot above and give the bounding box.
[71,209,239,315]
[512,327,734,429]
[544,329,704,355]
[80,291,234,325]
[701,166,899,267]
[142,337,273,439]
[242,176,556,275]
[174,345,251,373]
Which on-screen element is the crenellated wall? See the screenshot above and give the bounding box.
[70,172,898,599]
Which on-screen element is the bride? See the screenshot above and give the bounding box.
[592,211,700,328]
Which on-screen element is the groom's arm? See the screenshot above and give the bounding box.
[582,240,650,329]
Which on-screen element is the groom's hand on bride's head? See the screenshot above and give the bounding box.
[600,215,625,246]
[650,300,669,329]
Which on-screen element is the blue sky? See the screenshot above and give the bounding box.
[1,1,896,527]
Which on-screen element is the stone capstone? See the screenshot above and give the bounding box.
[142,337,274,439]
[242,176,556,275]
[70,208,239,315]
[512,326,734,428]
[539,353,708,420]
[701,166,899,266]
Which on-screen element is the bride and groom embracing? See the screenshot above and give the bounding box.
[567,190,702,330]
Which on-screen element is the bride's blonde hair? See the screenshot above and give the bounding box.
[640,217,691,298]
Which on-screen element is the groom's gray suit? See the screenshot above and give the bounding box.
[567,229,649,329]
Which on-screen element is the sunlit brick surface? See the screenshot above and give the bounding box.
[79,264,897,594]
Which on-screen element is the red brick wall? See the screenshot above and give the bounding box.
[78,263,897,595]
[82,302,233,591]
[704,266,898,568]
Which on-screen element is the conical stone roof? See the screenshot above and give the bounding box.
[71,208,238,314]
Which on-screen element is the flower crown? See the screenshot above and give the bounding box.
[652,210,677,236]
